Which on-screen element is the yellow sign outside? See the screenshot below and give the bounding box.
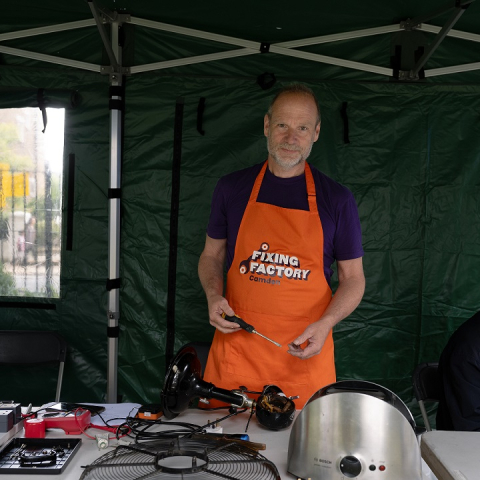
[0,171,30,208]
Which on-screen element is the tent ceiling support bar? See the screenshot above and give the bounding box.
[0,8,478,80]
[425,61,480,77]
[0,19,96,41]
[131,44,392,76]
[129,17,395,76]
[419,24,480,43]
[130,16,259,50]
[277,24,401,48]
[130,48,257,73]
[130,17,401,53]
[270,45,392,76]
[87,0,120,70]
[2,16,478,50]
[0,45,101,72]
[404,0,475,29]
[411,5,469,78]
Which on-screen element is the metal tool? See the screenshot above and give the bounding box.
[222,314,282,347]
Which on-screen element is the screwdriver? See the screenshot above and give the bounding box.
[222,313,282,347]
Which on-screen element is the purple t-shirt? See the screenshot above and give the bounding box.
[207,162,364,286]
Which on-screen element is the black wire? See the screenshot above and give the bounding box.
[89,408,138,439]
[93,413,127,428]
[195,406,232,411]
[198,408,248,429]
[93,414,131,439]
[245,409,255,433]
[127,417,197,441]
[125,408,248,443]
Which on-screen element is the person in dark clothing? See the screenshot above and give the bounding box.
[436,311,480,431]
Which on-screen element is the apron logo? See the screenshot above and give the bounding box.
[238,242,311,284]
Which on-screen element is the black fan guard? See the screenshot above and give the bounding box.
[79,437,280,480]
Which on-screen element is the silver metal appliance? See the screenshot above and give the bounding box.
[287,380,422,479]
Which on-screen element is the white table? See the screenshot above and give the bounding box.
[1,408,296,479]
[421,430,480,480]
[1,406,439,480]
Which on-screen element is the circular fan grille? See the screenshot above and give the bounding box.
[79,437,280,480]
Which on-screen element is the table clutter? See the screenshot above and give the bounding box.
[0,345,443,480]
[0,399,443,479]
[0,405,291,479]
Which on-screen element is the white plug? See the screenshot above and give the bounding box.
[96,433,109,449]
[204,419,223,434]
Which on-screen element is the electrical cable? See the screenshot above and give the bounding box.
[124,408,248,443]
[90,412,132,439]
[68,408,130,441]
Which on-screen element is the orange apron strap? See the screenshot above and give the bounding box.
[248,161,268,203]
[251,162,318,213]
[305,163,318,214]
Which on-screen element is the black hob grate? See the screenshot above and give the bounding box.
[0,437,81,475]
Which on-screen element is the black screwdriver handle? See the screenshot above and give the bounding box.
[222,314,255,333]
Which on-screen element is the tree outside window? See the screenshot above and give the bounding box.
[0,108,64,298]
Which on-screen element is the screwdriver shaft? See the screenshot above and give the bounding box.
[252,330,282,347]
[222,313,282,347]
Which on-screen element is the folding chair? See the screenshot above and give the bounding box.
[412,362,441,431]
[0,330,68,402]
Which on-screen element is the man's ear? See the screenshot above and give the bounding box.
[314,122,321,142]
[264,114,270,137]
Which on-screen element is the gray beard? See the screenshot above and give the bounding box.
[267,139,313,171]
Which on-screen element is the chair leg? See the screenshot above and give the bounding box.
[55,362,65,403]
[418,400,432,431]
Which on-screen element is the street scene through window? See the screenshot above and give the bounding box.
[0,107,64,298]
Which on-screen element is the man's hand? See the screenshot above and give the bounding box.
[206,294,240,334]
[199,236,240,334]
[287,320,331,359]
[287,257,365,360]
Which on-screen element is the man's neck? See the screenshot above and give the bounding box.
[267,158,306,178]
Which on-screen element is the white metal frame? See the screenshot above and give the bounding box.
[1,13,479,78]
[1,2,478,403]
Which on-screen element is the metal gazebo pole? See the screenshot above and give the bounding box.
[106,17,123,405]
[87,0,125,403]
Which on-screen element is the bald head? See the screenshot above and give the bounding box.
[267,84,321,126]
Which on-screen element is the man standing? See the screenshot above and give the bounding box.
[198,84,365,408]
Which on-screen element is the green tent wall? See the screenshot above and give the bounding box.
[1,1,480,429]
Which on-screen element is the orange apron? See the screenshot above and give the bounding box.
[203,161,335,408]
